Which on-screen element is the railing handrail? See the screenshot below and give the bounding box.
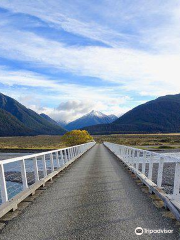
[0,141,96,165]
[104,142,180,163]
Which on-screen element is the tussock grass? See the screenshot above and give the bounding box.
[0,135,65,150]
[0,133,180,151]
[93,133,180,150]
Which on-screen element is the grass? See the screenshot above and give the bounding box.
[0,133,180,151]
[93,133,180,150]
[0,135,66,151]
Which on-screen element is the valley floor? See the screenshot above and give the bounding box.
[93,133,180,151]
[0,135,65,151]
[0,133,180,151]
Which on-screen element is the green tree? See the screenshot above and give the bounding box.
[62,130,93,146]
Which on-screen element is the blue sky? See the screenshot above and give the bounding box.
[0,0,180,122]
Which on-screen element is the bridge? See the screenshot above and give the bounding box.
[0,142,179,239]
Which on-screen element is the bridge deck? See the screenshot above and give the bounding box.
[0,144,178,240]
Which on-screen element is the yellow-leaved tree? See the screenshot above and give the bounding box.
[62,130,93,146]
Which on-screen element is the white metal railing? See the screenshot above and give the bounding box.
[104,142,180,204]
[0,141,95,206]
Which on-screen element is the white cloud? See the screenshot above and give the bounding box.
[57,100,94,112]
[0,0,133,48]
[39,99,131,122]
[0,66,131,120]
[0,1,180,99]
[0,0,180,50]
[0,66,130,101]
[0,0,180,120]
[0,29,180,98]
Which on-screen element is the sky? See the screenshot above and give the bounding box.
[0,0,180,122]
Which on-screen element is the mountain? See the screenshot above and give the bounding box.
[40,113,59,125]
[0,93,66,136]
[0,109,33,136]
[57,120,68,128]
[40,113,68,130]
[66,110,117,131]
[83,94,180,134]
[40,113,68,129]
[108,114,118,122]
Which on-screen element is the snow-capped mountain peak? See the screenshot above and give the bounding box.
[66,110,117,131]
[88,110,106,118]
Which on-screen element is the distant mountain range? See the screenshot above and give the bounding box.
[0,93,66,136]
[41,110,117,131]
[83,94,180,134]
[65,110,118,131]
[2,92,180,136]
[57,120,68,128]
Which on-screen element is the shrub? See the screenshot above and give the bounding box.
[62,130,93,146]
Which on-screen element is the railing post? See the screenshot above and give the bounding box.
[33,157,39,182]
[74,147,77,157]
[127,148,129,162]
[142,151,146,175]
[60,150,64,165]
[124,147,127,162]
[114,145,117,155]
[157,157,164,188]
[126,148,129,163]
[129,149,132,164]
[20,159,28,190]
[56,152,60,168]
[70,147,73,159]
[72,147,75,158]
[78,146,80,155]
[67,149,70,160]
[132,149,135,167]
[82,145,84,154]
[122,147,125,161]
[173,162,180,201]
[0,163,8,203]
[68,148,71,159]
[75,147,77,157]
[129,149,131,164]
[148,153,153,180]
[42,155,47,177]
[119,147,122,157]
[50,153,54,172]
[126,147,129,163]
[136,151,140,170]
[64,149,68,163]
